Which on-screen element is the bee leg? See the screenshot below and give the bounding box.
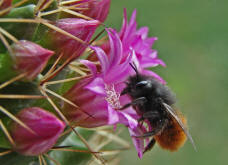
[142,111,160,119]
[143,138,156,153]
[133,119,168,138]
[119,97,147,110]
[138,111,159,126]
[133,129,161,138]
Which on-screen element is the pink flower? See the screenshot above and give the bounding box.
[63,28,138,128]
[119,9,166,83]
[95,9,165,84]
[48,18,100,60]
[63,28,149,158]
[10,107,66,156]
[11,40,54,80]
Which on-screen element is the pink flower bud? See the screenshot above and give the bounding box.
[10,107,65,156]
[11,40,54,80]
[0,0,12,10]
[60,0,111,22]
[78,0,111,22]
[48,18,100,60]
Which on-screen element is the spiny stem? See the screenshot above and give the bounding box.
[69,65,88,76]
[40,54,74,84]
[0,73,27,90]
[0,0,29,16]
[35,0,55,13]
[40,155,47,165]
[0,27,19,44]
[96,131,130,149]
[0,150,12,156]
[38,8,62,17]
[0,32,13,55]
[38,155,43,165]
[39,87,69,125]
[44,75,88,86]
[41,19,87,44]
[42,52,64,80]
[60,0,87,5]
[39,6,90,20]
[60,8,93,20]
[0,106,36,135]
[43,87,84,110]
[0,119,15,146]
[89,28,106,45]
[44,153,61,165]
[0,18,87,45]
[0,18,39,23]
[0,95,45,99]
[70,128,106,165]
[35,0,47,13]
[50,148,99,154]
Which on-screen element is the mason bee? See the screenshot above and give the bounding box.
[120,63,196,153]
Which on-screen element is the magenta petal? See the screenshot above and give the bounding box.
[106,28,123,69]
[118,110,138,129]
[136,27,149,39]
[128,127,144,159]
[85,77,106,95]
[106,49,133,83]
[10,107,65,156]
[90,46,109,75]
[80,59,97,76]
[125,9,137,40]
[119,8,128,40]
[107,106,119,125]
[129,9,137,28]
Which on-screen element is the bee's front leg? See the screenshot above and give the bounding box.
[143,138,156,153]
[119,97,147,110]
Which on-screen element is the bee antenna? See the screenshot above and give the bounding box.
[129,62,139,75]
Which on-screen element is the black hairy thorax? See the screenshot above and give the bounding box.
[122,74,176,127]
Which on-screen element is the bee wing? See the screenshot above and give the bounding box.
[163,103,197,151]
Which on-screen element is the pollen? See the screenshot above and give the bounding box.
[105,84,121,110]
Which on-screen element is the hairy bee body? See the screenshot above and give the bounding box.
[121,65,193,153]
[154,111,187,151]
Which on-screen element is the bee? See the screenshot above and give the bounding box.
[120,63,196,153]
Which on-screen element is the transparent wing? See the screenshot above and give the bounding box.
[163,103,197,151]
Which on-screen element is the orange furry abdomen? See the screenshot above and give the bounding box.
[154,112,187,151]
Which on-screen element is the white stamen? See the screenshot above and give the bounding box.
[105,84,121,110]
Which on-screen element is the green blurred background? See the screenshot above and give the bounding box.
[106,0,228,165]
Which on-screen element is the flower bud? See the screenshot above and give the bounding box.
[47,18,100,60]
[0,0,12,10]
[78,0,111,22]
[60,0,111,22]
[11,40,54,80]
[10,107,65,156]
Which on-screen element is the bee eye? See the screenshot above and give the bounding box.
[136,81,148,88]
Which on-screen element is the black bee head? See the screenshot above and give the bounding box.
[121,74,154,98]
[121,63,176,105]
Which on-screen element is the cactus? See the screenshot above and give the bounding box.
[0,0,166,164]
[0,0,128,164]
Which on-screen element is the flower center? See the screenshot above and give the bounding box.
[105,84,121,110]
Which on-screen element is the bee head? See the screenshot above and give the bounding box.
[121,63,155,98]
